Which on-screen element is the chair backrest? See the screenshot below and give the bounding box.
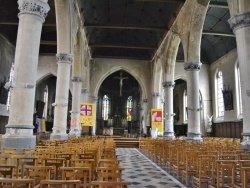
[96,167,124,182]
[23,165,53,186]
[216,160,236,187]
[91,180,131,188]
[0,178,34,188]
[40,180,81,188]
[0,165,16,178]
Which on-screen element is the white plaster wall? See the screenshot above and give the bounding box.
[210,49,238,122]
[90,58,152,103]
[36,55,58,83]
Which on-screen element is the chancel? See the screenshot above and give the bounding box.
[1,0,250,187]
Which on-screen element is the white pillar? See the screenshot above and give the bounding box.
[92,96,98,135]
[163,81,175,139]
[68,76,83,138]
[141,99,148,135]
[184,62,202,142]
[1,0,50,151]
[152,92,161,108]
[50,54,73,140]
[229,12,250,149]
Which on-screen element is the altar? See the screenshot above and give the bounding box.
[103,127,125,136]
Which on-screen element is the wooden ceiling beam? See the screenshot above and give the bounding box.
[84,22,166,31]
[89,43,157,50]
[202,30,235,37]
[0,22,56,27]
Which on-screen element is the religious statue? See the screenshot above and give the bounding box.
[114,71,128,96]
[205,115,213,133]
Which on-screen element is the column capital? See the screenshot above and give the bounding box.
[18,0,50,22]
[56,53,73,64]
[163,81,175,88]
[184,62,202,71]
[228,12,250,32]
[71,76,83,82]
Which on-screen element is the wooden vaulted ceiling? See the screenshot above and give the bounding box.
[0,0,236,64]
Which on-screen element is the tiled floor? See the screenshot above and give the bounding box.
[116,148,186,188]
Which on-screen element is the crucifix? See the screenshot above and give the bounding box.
[115,71,128,96]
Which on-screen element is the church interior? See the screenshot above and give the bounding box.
[0,0,250,187]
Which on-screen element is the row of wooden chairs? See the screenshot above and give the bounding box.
[139,137,250,188]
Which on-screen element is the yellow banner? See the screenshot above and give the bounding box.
[151,108,163,132]
[80,103,95,126]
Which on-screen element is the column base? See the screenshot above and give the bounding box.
[50,133,68,140]
[240,134,250,150]
[163,131,175,140]
[68,131,81,138]
[185,132,203,143]
[1,134,36,152]
[1,125,36,152]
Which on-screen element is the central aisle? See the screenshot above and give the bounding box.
[116,148,186,188]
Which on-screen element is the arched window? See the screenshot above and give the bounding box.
[43,86,48,120]
[126,96,133,121]
[102,95,110,120]
[235,62,242,116]
[216,70,224,117]
[6,63,14,111]
[183,90,188,122]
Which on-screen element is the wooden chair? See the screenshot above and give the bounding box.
[61,166,91,188]
[0,165,16,178]
[182,151,200,186]
[23,165,53,187]
[91,181,131,188]
[192,155,217,188]
[16,157,37,178]
[208,160,236,188]
[234,160,250,188]
[0,178,34,188]
[241,167,250,188]
[40,180,81,188]
[42,158,65,180]
[55,153,73,166]
[70,159,94,181]
[96,167,124,182]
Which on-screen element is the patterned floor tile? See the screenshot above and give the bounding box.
[116,148,187,188]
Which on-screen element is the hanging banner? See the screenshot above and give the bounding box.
[151,108,163,132]
[80,103,95,126]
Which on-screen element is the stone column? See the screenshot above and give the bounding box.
[92,96,99,135]
[50,54,73,140]
[142,99,148,135]
[184,62,202,142]
[68,76,83,138]
[152,92,161,108]
[228,12,250,149]
[1,0,50,151]
[163,81,175,139]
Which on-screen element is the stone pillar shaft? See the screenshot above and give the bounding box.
[163,81,175,139]
[2,0,50,151]
[184,62,202,142]
[152,92,161,108]
[50,54,72,140]
[229,12,250,149]
[69,77,83,137]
